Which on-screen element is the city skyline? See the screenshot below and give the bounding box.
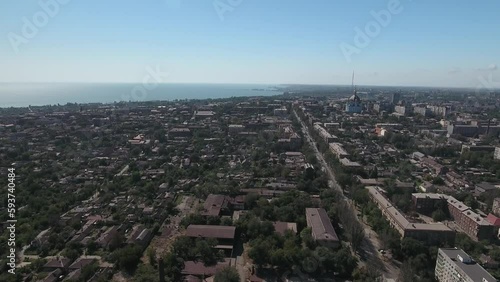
[1,0,500,88]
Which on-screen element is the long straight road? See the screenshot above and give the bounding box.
[293,108,399,281]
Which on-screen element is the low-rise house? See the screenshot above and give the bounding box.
[421,157,447,175]
[201,194,231,217]
[68,258,95,271]
[185,225,236,256]
[127,225,153,249]
[43,257,71,272]
[231,195,245,210]
[96,226,119,248]
[39,269,62,282]
[475,182,498,197]
[181,258,234,278]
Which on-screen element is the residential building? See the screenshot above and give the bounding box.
[420,157,447,175]
[461,145,496,155]
[475,182,497,197]
[185,225,236,255]
[340,158,361,168]
[447,197,494,241]
[486,214,500,238]
[228,124,245,134]
[412,193,448,215]
[435,248,496,282]
[329,143,349,159]
[412,192,494,241]
[390,92,401,104]
[447,123,500,137]
[429,105,448,117]
[414,105,430,117]
[181,258,234,279]
[395,105,412,116]
[313,123,338,143]
[305,208,340,248]
[169,128,191,138]
[368,187,455,244]
[201,194,232,217]
[96,226,119,248]
[274,107,288,116]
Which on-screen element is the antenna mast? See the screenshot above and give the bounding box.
[351,71,356,93]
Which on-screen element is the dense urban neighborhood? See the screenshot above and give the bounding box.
[1,87,500,282]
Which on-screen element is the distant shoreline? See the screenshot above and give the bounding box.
[0,83,285,108]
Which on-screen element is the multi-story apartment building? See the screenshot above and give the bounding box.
[367,187,455,244]
[412,193,494,241]
[329,142,349,159]
[412,193,449,214]
[429,105,448,117]
[313,123,338,143]
[395,105,412,116]
[448,197,494,241]
[435,248,496,282]
[305,208,340,248]
[414,105,431,117]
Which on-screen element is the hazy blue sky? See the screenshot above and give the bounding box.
[1,0,499,87]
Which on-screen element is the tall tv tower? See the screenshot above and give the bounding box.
[351,71,356,94]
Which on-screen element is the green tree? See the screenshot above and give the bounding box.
[248,238,271,267]
[80,262,99,281]
[300,227,315,249]
[401,238,426,258]
[214,266,240,282]
[432,209,446,222]
[111,244,143,274]
[162,252,183,282]
[134,263,160,282]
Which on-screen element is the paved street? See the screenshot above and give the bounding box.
[293,109,399,281]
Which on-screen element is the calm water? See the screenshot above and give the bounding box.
[0,83,283,107]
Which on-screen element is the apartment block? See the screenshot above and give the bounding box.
[448,197,494,241]
[367,187,455,244]
[435,248,496,282]
[305,208,340,248]
[313,123,338,143]
[412,193,494,241]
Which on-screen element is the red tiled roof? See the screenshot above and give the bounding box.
[486,213,500,226]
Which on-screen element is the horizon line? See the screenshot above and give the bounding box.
[0,81,494,90]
